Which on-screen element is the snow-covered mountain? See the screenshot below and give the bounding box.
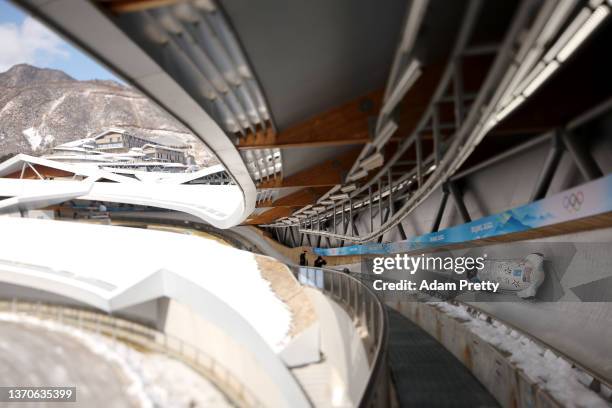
[0,64,218,166]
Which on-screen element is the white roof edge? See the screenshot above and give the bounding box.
[20,0,255,225]
[0,154,139,184]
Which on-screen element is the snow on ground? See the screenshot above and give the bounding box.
[0,216,292,351]
[0,312,232,408]
[22,126,54,151]
[22,127,43,150]
[431,301,609,408]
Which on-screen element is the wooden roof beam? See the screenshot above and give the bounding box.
[244,207,296,225]
[238,90,382,150]
[5,164,75,180]
[257,148,360,189]
[256,187,330,208]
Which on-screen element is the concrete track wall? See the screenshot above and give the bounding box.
[0,282,163,327]
[160,299,290,408]
[388,300,574,408]
[305,288,370,406]
[352,226,612,384]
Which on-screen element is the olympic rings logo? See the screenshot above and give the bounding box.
[562,191,584,212]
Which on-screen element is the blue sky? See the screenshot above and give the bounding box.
[0,0,120,81]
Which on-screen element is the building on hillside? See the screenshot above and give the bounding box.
[93,128,155,152]
[141,143,186,163]
[43,128,196,173]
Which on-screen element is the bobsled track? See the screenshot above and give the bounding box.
[2,0,612,406]
[118,216,612,404]
[42,213,600,408]
[0,319,136,407]
[2,215,610,407]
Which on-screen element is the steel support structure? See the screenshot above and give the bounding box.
[561,131,604,182]
[447,181,471,223]
[530,131,565,201]
[430,184,450,233]
[263,0,611,249]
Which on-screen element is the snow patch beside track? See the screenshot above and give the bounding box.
[0,312,232,407]
[432,302,610,407]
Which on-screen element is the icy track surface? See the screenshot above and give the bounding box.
[0,313,232,408]
[0,216,292,351]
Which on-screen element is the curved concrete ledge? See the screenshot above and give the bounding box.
[0,217,309,407]
[304,288,370,406]
[0,177,244,229]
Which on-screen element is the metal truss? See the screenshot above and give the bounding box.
[264,0,612,245]
[242,148,283,183]
[186,170,234,185]
[268,95,611,248]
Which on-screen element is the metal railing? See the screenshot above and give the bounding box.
[287,266,390,408]
[0,299,261,408]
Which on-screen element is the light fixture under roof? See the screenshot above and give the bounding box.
[490,3,610,133]
[330,193,350,200]
[495,95,525,122]
[341,184,357,193]
[557,5,610,61]
[348,169,369,181]
[523,61,559,96]
[360,152,385,171]
[381,60,422,116]
[372,120,398,150]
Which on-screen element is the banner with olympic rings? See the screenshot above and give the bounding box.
[315,173,612,256]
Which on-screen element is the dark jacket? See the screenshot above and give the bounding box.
[299,253,308,266]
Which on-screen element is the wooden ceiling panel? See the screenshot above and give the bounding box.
[238,90,382,149]
[256,187,330,208]
[257,148,360,189]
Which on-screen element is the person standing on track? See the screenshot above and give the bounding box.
[299,250,308,266]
